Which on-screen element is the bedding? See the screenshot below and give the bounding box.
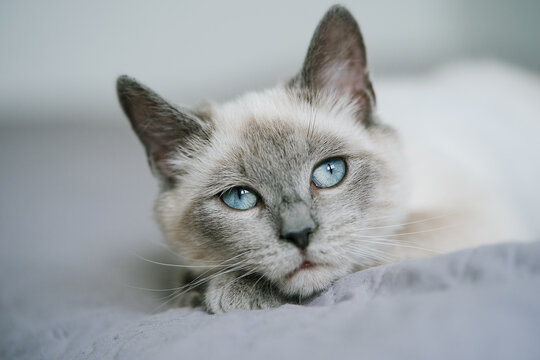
[1,61,539,359]
[3,242,540,360]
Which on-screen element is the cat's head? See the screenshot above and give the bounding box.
[117,5,407,298]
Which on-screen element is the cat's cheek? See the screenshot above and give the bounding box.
[180,197,279,262]
[153,190,192,248]
[189,199,260,235]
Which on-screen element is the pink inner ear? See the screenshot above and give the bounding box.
[302,6,375,104]
[146,132,180,179]
[321,58,366,95]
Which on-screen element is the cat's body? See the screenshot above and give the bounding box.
[117,6,529,314]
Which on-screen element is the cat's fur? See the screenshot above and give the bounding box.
[117,5,528,313]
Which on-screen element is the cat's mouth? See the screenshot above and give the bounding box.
[276,258,340,296]
[285,261,316,279]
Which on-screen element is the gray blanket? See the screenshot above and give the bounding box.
[3,241,540,360]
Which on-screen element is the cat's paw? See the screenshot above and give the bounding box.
[174,290,204,308]
[204,272,284,314]
[169,269,205,308]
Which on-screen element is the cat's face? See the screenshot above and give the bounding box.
[118,6,408,298]
[157,90,406,296]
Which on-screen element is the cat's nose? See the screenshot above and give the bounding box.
[283,227,312,250]
[279,199,316,250]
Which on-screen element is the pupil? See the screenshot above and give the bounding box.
[327,163,335,174]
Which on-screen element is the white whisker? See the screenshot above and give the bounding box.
[131,252,227,268]
[357,213,454,232]
[358,224,458,239]
[152,263,251,312]
[351,237,442,254]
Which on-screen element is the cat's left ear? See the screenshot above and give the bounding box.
[294,5,375,120]
[117,76,212,189]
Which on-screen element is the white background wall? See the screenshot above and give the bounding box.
[1,0,539,125]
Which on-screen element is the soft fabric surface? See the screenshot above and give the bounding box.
[1,61,539,359]
[3,242,540,360]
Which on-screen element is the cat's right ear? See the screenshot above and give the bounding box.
[117,76,212,189]
[292,5,375,124]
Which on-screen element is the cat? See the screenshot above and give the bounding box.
[117,5,529,314]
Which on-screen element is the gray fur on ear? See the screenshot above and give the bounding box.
[294,5,375,120]
[117,76,212,189]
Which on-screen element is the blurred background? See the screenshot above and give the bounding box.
[1,1,540,357]
[1,0,540,126]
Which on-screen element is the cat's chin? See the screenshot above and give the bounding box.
[274,263,347,298]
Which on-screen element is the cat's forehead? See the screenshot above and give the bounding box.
[192,88,374,193]
[233,119,343,187]
[213,87,369,152]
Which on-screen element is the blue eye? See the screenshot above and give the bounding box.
[312,158,346,188]
[221,187,258,210]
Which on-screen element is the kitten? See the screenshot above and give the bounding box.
[117,5,528,313]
